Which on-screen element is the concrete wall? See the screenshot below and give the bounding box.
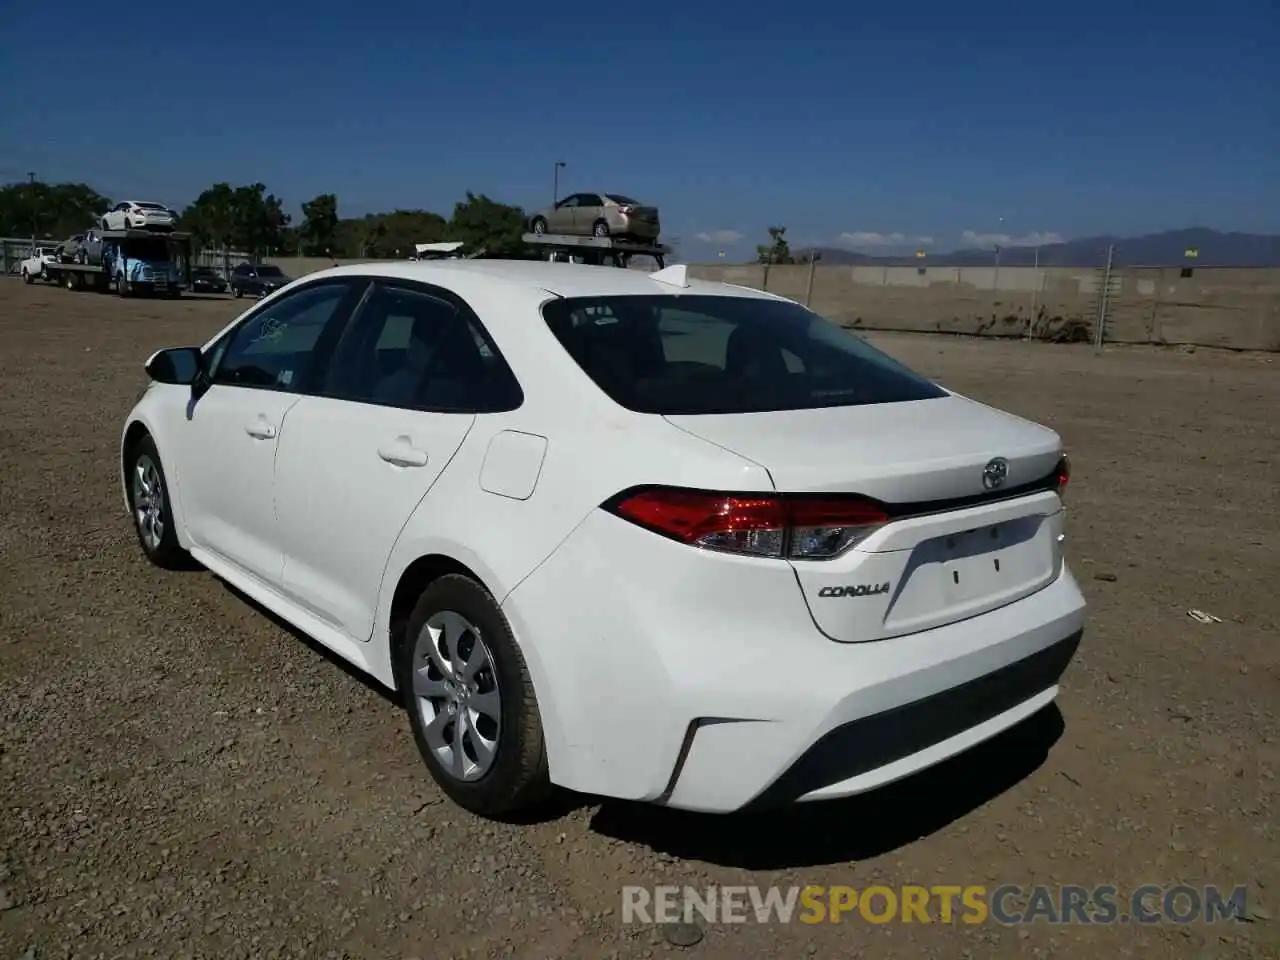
[687,263,1280,352]
[266,257,1280,352]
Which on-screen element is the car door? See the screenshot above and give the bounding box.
[175,278,368,587]
[574,194,605,234]
[272,278,522,641]
[548,194,579,234]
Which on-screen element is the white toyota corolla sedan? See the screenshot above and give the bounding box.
[121,259,1085,818]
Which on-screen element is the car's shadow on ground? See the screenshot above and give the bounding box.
[585,704,1065,869]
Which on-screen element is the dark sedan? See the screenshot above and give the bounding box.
[190,266,228,294]
[230,262,292,298]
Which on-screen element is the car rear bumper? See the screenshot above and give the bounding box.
[500,508,1086,813]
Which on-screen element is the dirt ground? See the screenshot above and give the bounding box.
[0,279,1276,960]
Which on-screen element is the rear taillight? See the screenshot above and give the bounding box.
[603,487,888,560]
[617,205,634,214]
[1055,455,1070,498]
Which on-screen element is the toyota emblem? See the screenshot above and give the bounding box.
[982,457,1009,490]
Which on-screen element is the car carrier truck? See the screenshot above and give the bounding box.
[22,229,193,296]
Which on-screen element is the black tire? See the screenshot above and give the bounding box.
[116,275,129,296]
[233,286,243,298]
[592,220,609,238]
[124,434,190,570]
[400,573,551,818]
[21,270,31,284]
[531,217,548,235]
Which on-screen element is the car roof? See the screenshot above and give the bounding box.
[303,258,782,302]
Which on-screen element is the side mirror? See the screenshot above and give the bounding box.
[144,346,204,385]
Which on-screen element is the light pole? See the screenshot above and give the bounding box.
[553,161,566,206]
[28,171,37,245]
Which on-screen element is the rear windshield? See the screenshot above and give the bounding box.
[605,194,639,205]
[136,202,167,210]
[541,295,946,415]
[256,265,285,277]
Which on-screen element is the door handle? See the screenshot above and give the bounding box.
[377,437,428,468]
[245,420,277,439]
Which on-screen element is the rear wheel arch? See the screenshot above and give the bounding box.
[389,554,487,686]
[383,543,568,766]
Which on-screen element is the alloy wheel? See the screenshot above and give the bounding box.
[131,454,165,551]
[412,610,502,782]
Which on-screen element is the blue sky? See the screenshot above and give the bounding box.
[3,0,1277,258]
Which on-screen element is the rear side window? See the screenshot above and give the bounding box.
[541,295,946,415]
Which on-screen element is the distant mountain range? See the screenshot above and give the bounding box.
[795,228,1280,268]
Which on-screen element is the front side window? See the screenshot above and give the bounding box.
[210,281,357,391]
[541,295,947,415]
[319,282,521,412]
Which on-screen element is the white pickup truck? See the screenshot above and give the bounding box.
[19,246,60,283]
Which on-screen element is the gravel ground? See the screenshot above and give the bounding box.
[0,280,1276,960]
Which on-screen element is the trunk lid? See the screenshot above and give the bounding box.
[665,394,1067,642]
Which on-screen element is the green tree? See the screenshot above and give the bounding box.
[277,224,301,256]
[356,216,387,257]
[448,191,528,257]
[231,183,289,255]
[0,180,110,239]
[299,193,340,256]
[332,209,449,258]
[178,182,289,259]
[372,209,449,257]
[178,182,238,254]
[756,225,793,264]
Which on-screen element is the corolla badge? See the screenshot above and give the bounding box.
[982,457,1009,490]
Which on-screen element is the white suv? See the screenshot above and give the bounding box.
[120,260,1085,818]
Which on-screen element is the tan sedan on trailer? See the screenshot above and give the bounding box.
[528,193,661,241]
